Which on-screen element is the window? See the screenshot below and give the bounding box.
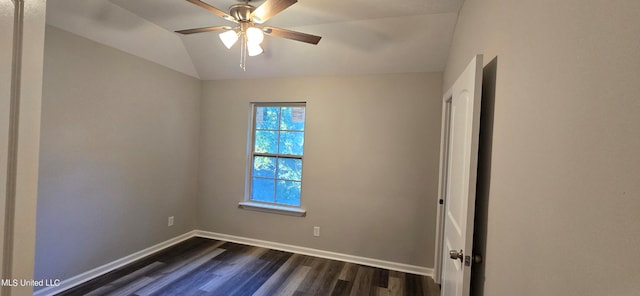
[243,103,306,214]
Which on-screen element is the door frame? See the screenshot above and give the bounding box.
[1,0,46,294]
[2,0,23,286]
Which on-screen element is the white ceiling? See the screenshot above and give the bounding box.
[46,0,464,80]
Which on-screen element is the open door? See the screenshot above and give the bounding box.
[436,55,483,296]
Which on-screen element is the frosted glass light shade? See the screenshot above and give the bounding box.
[247,43,263,56]
[219,30,239,49]
[246,27,264,44]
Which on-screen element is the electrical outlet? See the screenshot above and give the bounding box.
[313,226,320,237]
[168,216,174,227]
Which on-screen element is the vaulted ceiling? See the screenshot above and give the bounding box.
[46,0,464,80]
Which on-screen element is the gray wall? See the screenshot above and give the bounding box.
[34,26,201,282]
[444,0,640,295]
[199,74,442,267]
[36,27,446,285]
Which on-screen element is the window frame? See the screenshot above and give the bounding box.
[239,102,307,217]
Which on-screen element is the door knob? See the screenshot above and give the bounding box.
[449,249,463,261]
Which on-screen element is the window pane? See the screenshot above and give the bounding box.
[279,131,304,155]
[249,104,306,208]
[252,178,275,203]
[280,107,305,131]
[255,107,279,130]
[277,158,302,181]
[276,180,301,206]
[253,156,276,178]
[255,131,278,153]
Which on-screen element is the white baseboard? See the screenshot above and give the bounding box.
[35,229,433,295]
[33,231,197,296]
[194,230,434,277]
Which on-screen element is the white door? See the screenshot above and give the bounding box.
[439,55,483,296]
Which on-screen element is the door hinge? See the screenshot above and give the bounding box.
[439,199,444,205]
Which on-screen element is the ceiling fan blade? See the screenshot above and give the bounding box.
[251,0,297,24]
[264,26,321,45]
[176,26,232,35]
[185,0,237,23]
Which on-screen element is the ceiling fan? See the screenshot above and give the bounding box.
[176,0,322,70]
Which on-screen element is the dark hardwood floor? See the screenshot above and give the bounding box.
[56,237,440,296]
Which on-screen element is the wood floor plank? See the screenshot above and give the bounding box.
[57,238,217,296]
[295,258,343,296]
[104,276,156,296]
[150,246,249,295]
[349,266,374,296]
[226,249,293,295]
[371,267,389,289]
[374,286,391,296]
[197,246,269,293]
[388,274,405,296]
[338,262,359,282]
[133,247,225,295]
[199,248,289,295]
[83,261,165,296]
[54,238,439,296]
[150,243,264,295]
[150,260,224,295]
[273,265,311,296]
[251,253,304,296]
[291,256,326,294]
[159,240,227,274]
[312,259,344,296]
[404,273,425,296]
[330,279,353,296]
[425,276,440,296]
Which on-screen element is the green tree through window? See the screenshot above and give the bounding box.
[249,103,305,207]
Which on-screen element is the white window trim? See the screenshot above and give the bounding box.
[240,102,307,216]
[238,201,306,217]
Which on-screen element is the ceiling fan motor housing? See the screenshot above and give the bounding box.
[230,4,255,22]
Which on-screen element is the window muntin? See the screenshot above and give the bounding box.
[248,103,305,207]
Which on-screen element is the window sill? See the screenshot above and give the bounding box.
[238,201,306,217]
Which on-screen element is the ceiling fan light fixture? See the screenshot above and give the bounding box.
[219,30,239,49]
[247,43,263,56]
[246,27,264,44]
[177,0,322,70]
